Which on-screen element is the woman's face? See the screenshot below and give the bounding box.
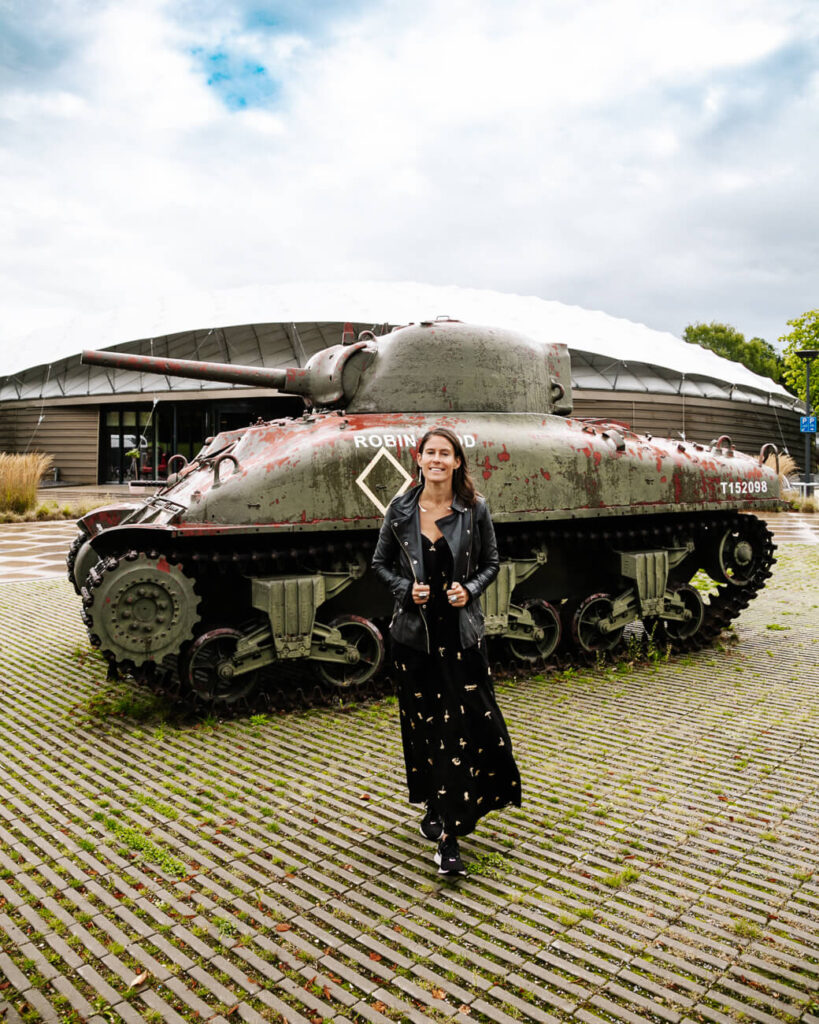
[418,435,461,486]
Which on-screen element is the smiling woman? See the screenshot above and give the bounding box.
[371,427,522,877]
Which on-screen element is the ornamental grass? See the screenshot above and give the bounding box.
[0,452,54,514]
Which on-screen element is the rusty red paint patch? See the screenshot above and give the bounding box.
[156,556,171,573]
[497,445,510,462]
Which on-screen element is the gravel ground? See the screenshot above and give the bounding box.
[1,543,818,1024]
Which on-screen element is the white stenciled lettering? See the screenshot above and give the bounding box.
[721,480,768,496]
[353,432,477,448]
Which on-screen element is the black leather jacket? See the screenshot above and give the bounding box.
[371,487,500,653]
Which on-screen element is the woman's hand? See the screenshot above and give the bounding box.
[446,582,468,607]
[412,582,430,604]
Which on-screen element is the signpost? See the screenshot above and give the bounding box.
[797,350,818,494]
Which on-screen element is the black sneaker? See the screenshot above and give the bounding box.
[419,805,444,842]
[434,835,466,876]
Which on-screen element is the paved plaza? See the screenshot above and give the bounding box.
[1,519,818,1023]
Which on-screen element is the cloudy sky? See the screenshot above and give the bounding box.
[1,0,817,348]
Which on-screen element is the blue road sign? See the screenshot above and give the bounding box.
[801,415,817,433]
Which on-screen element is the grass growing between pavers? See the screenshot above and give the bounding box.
[0,549,818,1022]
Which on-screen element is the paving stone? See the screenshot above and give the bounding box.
[0,1001,25,1024]
[162,974,222,1019]
[42,930,86,970]
[486,986,563,1024]
[230,1002,267,1024]
[0,953,32,994]
[171,922,219,960]
[254,986,314,1024]
[470,996,536,1024]
[346,998,395,1024]
[17,988,60,1024]
[76,962,124,1004]
[67,921,110,960]
[108,1000,151,1024]
[188,963,240,1006]
[135,987,191,1024]
[50,973,96,1018]
[145,932,197,972]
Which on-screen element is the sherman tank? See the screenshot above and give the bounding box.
[72,319,783,706]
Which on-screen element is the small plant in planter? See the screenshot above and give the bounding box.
[125,448,141,480]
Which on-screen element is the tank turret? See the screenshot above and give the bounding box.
[81,320,574,414]
[72,319,783,712]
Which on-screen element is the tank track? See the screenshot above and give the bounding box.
[78,510,775,718]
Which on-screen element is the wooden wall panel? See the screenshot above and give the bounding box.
[0,406,99,484]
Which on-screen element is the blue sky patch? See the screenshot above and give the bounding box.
[243,1,370,35]
[191,47,278,109]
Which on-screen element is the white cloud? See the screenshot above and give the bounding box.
[1,0,818,355]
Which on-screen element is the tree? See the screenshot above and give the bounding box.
[682,321,783,383]
[779,309,819,404]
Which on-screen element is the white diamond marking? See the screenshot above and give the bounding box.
[356,447,413,514]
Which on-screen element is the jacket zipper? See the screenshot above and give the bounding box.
[391,522,431,653]
[464,507,474,629]
[465,507,473,580]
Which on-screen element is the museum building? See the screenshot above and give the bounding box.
[0,282,803,486]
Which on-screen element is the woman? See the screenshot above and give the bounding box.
[372,427,522,875]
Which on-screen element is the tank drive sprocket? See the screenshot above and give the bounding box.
[81,551,201,667]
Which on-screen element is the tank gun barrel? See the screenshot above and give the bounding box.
[81,349,299,392]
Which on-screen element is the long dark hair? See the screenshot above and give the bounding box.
[417,428,478,508]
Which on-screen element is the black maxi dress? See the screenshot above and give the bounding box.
[392,528,521,837]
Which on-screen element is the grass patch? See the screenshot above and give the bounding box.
[96,814,187,876]
[82,681,175,723]
[602,865,641,888]
[469,851,508,880]
[733,917,762,940]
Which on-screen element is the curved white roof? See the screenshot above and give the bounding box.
[1,280,796,406]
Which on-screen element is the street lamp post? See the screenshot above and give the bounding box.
[797,349,818,494]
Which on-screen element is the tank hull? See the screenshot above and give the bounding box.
[115,412,781,536]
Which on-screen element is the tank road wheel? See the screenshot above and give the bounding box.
[507,599,562,663]
[317,615,385,689]
[184,628,260,705]
[661,584,705,642]
[83,552,200,667]
[709,521,768,587]
[572,593,624,653]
